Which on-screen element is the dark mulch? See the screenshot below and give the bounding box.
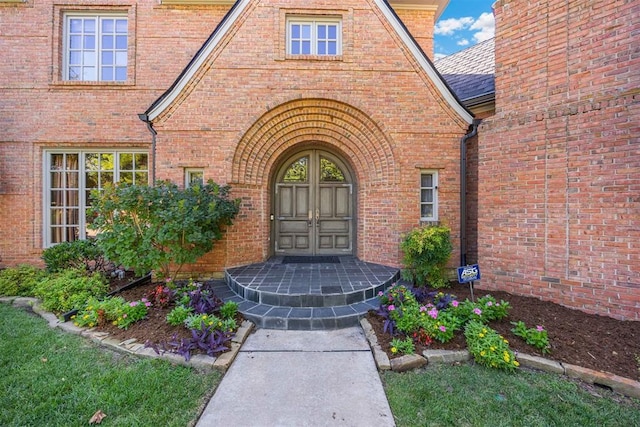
[93,276,640,381]
[366,283,640,381]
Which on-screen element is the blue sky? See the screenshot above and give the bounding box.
[433,0,496,59]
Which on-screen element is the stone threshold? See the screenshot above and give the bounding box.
[360,318,640,400]
[1,297,254,372]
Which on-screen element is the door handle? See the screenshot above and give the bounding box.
[308,210,312,227]
[315,209,319,227]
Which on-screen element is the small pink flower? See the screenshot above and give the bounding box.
[378,291,383,297]
[486,301,493,307]
[419,306,427,312]
[129,301,139,307]
[451,300,459,307]
[426,303,434,308]
[428,309,438,319]
[473,308,482,316]
[439,326,447,332]
[388,305,396,311]
[122,313,127,318]
[536,325,545,332]
[145,302,152,307]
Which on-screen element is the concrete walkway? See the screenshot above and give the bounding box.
[196,327,396,427]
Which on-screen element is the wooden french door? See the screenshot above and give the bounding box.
[274,150,353,255]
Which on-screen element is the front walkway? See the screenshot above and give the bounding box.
[212,256,399,330]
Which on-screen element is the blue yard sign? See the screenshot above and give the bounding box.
[457,264,481,283]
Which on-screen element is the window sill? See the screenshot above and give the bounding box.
[285,54,343,62]
[50,80,135,89]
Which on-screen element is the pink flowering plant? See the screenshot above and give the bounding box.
[376,284,529,370]
[511,321,551,354]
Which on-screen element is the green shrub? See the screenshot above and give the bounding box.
[90,180,240,280]
[0,264,47,297]
[34,269,108,314]
[400,225,453,288]
[42,239,107,274]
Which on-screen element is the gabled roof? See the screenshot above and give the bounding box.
[141,0,473,125]
[434,38,495,108]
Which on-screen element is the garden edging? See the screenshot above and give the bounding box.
[360,318,640,399]
[1,296,254,372]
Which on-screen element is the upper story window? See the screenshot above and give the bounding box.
[420,172,438,221]
[64,14,128,82]
[287,17,341,56]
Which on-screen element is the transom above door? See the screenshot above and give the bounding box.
[274,150,354,255]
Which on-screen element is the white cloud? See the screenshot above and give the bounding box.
[434,52,447,60]
[470,12,495,42]
[457,39,470,46]
[434,17,474,35]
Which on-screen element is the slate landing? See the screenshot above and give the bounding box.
[211,256,400,330]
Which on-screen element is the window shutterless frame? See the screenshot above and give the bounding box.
[420,171,438,221]
[43,150,149,246]
[287,17,342,56]
[185,168,204,188]
[62,13,128,82]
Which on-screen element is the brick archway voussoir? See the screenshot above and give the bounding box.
[232,99,395,186]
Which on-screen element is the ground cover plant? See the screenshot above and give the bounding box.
[0,303,221,427]
[382,363,640,427]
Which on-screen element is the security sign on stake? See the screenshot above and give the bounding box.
[457,264,480,283]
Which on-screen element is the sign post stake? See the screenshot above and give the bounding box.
[469,281,475,303]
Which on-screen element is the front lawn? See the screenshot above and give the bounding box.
[382,364,640,426]
[0,303,221,427]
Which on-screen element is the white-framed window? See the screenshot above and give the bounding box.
[63,13,128,81]
[420,171,438,221]
[185,168,204,188]
[44,150,149,246]
[287,17,341,56]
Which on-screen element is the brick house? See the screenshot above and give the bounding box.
[1,0,638,320]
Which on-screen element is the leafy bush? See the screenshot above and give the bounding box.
[511,321,551,354]
[400,225,453,288]
[0,264,47,297]
[464,320,519,371]
[41,239,107,274]
[89,180,240,280]
[34,269,108,314]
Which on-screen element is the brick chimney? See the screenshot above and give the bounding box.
[389,0,450,58]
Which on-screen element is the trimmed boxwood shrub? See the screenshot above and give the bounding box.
[0,264,47,297]
[34,268,109,314]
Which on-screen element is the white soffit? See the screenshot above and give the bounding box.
[389,0,450,19]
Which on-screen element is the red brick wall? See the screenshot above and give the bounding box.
[0,1,232,266]
[479,0,640,320]
[0,0,469,276]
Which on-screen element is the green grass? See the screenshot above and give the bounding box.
[0,303,222,427]
[382,364,640,427]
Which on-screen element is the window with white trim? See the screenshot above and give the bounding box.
[64,14,128,81]
[45,150,148,245]
[287,17,341,56]
[185,169,204,188]
[420,172,438,221]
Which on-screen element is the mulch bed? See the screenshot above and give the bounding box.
[92,276,640,381]
[367,283,640,381]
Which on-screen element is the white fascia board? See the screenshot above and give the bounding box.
[146,0,250,121]
[374,0,473,125]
